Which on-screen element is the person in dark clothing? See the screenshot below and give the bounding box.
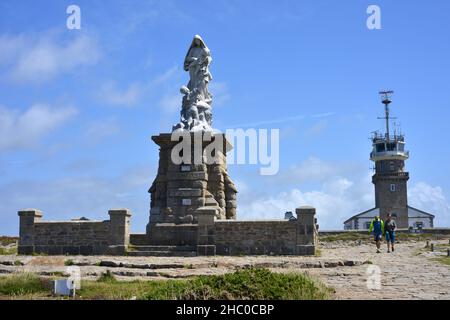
[384,213,397,253]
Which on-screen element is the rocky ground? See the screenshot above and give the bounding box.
[1,238,449,300]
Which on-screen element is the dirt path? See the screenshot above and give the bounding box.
[1,240,449,300]
[308,240,450,300]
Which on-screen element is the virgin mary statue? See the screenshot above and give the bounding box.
[173,35,213,132]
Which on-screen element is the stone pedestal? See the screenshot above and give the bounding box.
[196,207,217,256]
[18,209,43,255]
[146,132,237,243]
[108,209,132,255]
[295,206,318,255]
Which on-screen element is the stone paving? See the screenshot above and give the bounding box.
[1,239,449,299]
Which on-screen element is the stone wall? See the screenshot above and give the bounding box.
[214,220,298,255]
[196,206,318,256]
[18,209,131,255]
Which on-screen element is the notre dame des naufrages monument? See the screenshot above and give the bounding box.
[145,35,238,245]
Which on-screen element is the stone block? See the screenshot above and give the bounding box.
[295,245,315,256]
[196,207,217,225]
[18,245,33,255]
[296,206,316,225]
[197,245,216,256]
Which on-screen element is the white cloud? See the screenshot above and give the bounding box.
[97,81,142,107]
[409,182,450,227]
[237,165,450,230]
[0,165,154,235]
[0,104,78,151]
[276,156,359,185]
[235,156,450,230]
[237,175,373,230]
[96,65,179,108]
[0,32,100,83]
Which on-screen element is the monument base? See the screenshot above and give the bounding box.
[146,132,237,243]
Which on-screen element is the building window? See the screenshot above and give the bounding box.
[389,162,395,171]
[415,222,423,229]
[390,184,396,192]
[365,222,371,229]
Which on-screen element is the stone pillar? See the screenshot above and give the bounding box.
[108,209,131,255]
[295,206,317,255]
[18,209,42,255]
[196,207,216,256]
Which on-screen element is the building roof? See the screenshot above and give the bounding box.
[407,206,435,218]
[343,206,434,224]
[343,208,378,224]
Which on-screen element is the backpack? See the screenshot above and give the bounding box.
[373,220,382,234]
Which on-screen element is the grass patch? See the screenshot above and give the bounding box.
[0,273,48,296]
[97,270,117,283]
[320,232,436,243]
[432,256,450,266]
[0,269,333,300]
[64,259,74,266]
[0,247,17,255]
[320,233,365,242]
[314,248,322,257]
[78,268,332,300]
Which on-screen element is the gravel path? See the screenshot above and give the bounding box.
[1,240,449,299]
[307,240,450,300]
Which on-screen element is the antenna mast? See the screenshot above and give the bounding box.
[378,90,394,142]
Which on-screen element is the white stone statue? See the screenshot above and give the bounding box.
[173,35,213,132]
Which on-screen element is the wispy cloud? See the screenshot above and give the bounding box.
[97,81,143,107]
[96,65,179,108]
[0,32,101,83]
[0,104,78,151]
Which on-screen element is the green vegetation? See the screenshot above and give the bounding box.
[0,246,17,255]
[320,233,365,242]
[97,270,118,283]
[432,256,450,266]
[0,269,333,300]
[320,232,437,243]
[79,268,332,300]
[0,273,49,296]
[64,259,74,266]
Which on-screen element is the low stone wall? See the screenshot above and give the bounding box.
[215,220,298,255]
[197,206,318,256]
[147,224,198,246]
[18,209,131,255]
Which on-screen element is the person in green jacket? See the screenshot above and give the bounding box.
[368,216,384,253]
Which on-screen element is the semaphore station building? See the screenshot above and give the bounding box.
[344,91,435,230]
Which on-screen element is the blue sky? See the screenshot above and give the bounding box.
[1,0,450,235]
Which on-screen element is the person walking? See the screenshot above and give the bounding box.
[368,216,384,253]
[384,213,397,253]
